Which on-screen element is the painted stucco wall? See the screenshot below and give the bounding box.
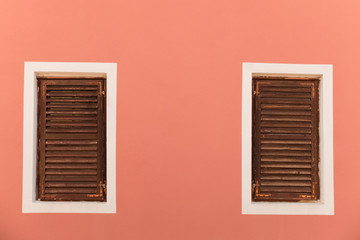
[0,0,359,239]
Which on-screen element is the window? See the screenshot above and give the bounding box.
[36,73,106,201]
[23,62,117,213]
[252,75,319,202]
[242,63,334,215]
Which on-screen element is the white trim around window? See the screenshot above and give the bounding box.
[241,62,334,215]
[22,62,117,213]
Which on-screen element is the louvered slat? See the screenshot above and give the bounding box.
[252,78,319,202]
[37,78,106,201]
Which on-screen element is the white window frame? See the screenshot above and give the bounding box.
[242,62,334,215]
[22,62,117,213]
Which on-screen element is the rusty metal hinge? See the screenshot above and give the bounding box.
[255,181,259,194]
[254,181,271,198]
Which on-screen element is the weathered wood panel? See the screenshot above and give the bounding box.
[36,77,106,201]
[252,77,320,202]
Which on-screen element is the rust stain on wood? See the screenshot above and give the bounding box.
[300,195,312,198]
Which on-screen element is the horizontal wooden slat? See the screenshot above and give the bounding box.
[46,92,98,97]
[253,73,321,79]
[261,145,311,151]
[254,80,313,86]
[260,92,311,98]
[46,104,98,108]
[45,133,98,139]
[260,87,311,93]
[46,98,97,103]
[45,182,98,188]
[46,110,97,114]
[45,175,98,182]
[261,110,311,116]
[45,188,98,194]
[41,194,104,201]
[261,104,311,110]
[45,170,97,175]
[261,157,312,163]
[261,116,311,122]
[46,123,97,127]
[46,108,97,112]
[261,150,312,156]
[261,128,311,134]
[46,116,98,121]
[46,86,98,91]
[261,139,312,144]
[261,181,312,187]
[46,140,98,145]
[47,96,97,100]
[261,97,311,104]
[261,163,311,169]
[46,145,97,151]
[45,151,97,157]
[261,169,312,175]
[45,164,97,169]
[260,175,312,181]
[46,158,98,163]
[260,134,312,139]
[46,129,97,133]
[253,194,315,201]
[260,122,312,128]
[261,186,312,193]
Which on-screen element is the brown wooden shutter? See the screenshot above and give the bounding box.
[36,75,106,201]
[252,76,319,201]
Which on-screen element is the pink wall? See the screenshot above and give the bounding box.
[0,0,359,239]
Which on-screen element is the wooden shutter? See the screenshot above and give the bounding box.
[36,75,106,201]
[252,76,319,201]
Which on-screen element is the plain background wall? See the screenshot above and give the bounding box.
[0,0,359,239]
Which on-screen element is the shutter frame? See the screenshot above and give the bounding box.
[36,76,106,201]
[252,77,320,202]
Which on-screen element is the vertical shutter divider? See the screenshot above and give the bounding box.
[310,81,320,199]
[96,81,106,199]
[38,80,47,200]
[253,81,262,198]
